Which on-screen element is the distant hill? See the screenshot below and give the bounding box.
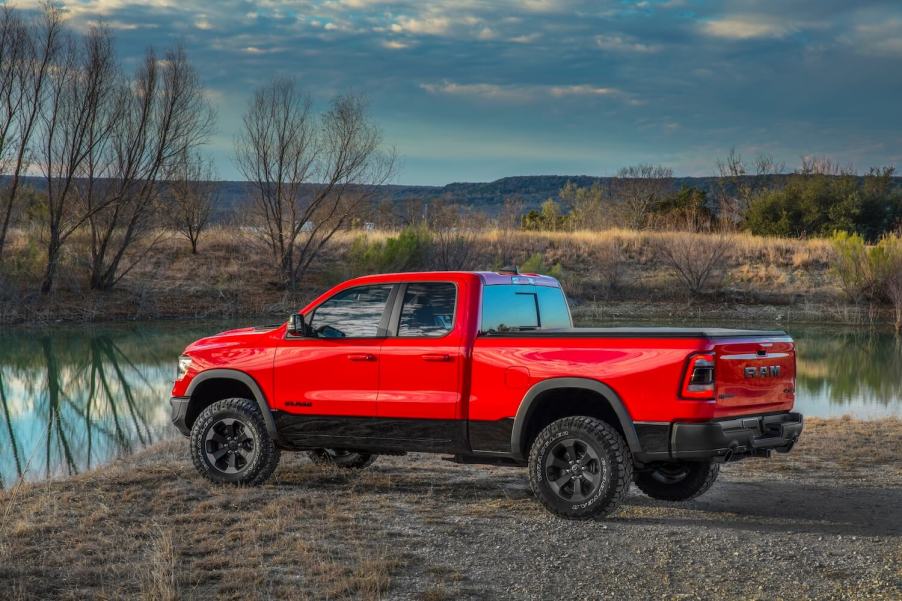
[7,174,902,219]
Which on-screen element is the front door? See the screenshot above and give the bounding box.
[272,284,394,426]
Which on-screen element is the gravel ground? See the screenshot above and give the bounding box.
[1,418,900,600]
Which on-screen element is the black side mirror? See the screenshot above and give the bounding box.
[288,313,308,337]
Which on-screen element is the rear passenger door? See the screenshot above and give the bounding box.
[377,282,464,426]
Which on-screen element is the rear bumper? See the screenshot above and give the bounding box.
[636,412,803,462]
[170,396,191,437]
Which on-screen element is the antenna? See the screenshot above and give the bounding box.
[499,265,520,275]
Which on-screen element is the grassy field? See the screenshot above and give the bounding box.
[2,225,881,327]
[0,418,899,600]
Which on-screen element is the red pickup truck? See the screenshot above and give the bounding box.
[171,271,803,519]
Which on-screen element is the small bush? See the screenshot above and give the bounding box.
[656,231,729,296]
[519,252,562,278]
[829,231,885,303]
[875,235,902,332]
[348,226,433,274]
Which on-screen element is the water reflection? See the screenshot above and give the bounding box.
[0,324,225,485]
[0,320,899,484]
[792,327,902,418]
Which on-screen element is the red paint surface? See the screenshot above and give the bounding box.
[172,271,795,427]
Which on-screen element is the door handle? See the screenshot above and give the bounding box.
[347,353,376,362]
[421,353,452,362]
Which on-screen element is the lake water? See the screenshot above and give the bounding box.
[0,319,899,484]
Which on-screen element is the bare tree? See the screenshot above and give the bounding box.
[235,79,395,289]
[83,45,214,289]
[657,228,730,296]
[714,148,784,227]
[612,164,673,229]
[428,202,485,270]
[166,148,216,254]
[0,4,62,259]
[37,25,121,293]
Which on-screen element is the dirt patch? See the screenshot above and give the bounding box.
[1,418,900,600]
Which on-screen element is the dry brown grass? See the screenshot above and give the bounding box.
[0,224,865,325]
[0,445,407,600]
[732,417,902,483]
[0,418,897,600]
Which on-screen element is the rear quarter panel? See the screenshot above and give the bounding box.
[469,335,796,424]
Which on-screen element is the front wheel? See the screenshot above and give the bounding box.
[190,398,280,486]
[307,449,376,469]
[634,461,719,501]
[528,416,633,520]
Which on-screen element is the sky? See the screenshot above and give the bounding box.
[17,0,902,185]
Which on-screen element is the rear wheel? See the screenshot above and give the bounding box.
[634,461,719,501]
[528,416,632,520]
[307,449,376,469]
[190,398,280,485]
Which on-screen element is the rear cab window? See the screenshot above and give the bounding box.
[480,280,571,333]
[397,282,456,337]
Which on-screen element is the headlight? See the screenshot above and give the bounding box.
[177,355,192,380]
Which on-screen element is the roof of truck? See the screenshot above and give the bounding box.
[341,271,562,287]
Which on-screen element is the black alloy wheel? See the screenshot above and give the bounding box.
[204,417,256,474]
[543,437,603,503]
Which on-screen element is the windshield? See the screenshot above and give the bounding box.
[480,284,571,333]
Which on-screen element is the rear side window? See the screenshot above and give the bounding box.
[309,285,392,338]
[398,283,456,337]
[480,284,571,333]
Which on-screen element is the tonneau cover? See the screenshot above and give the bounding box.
[482,327,789,338]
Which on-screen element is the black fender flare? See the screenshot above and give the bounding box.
[186,369,279,441]
[510,377,641,459]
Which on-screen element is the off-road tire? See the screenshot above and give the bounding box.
[634,461,719,501]
[528,416,632,520]
[190,398,280,485]
[307,449,377,469]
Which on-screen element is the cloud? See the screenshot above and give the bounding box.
[420,81,530,101]
[390,16,450,35]
[382,39,411,49]
[421,81,630,103]
[702,17,792,40]
[477,27,496,40]
[842,19,902,58]
[595,34,658,53]
[547,84,620,97]
[510,32,542,44]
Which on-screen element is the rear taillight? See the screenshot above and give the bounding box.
[681,352,715,400]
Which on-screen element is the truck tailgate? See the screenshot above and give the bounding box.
[715,338,795,411]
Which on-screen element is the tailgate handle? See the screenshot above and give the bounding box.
[347,353,376,362]
[421,353,452,362]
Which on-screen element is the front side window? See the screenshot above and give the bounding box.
[480,284,571,333]
[398,283,456,337]
[308,285,392,338]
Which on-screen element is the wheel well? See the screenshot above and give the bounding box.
[520,387,628,455]
[186,378,256,431]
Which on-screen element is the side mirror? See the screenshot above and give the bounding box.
[288,313,308,337]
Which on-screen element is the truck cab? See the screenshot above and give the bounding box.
[171,271,803,519]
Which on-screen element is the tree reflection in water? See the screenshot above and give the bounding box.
[0,324,220,486]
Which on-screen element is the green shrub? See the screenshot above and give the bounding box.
[348,226,433,274]
[829,230,897,304]
[519,252,562,278]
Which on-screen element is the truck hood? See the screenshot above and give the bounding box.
[184,323,282,353]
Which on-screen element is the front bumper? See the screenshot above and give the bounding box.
[672,412,803,461]
[635,412,803,463]
[170,396,191,436]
